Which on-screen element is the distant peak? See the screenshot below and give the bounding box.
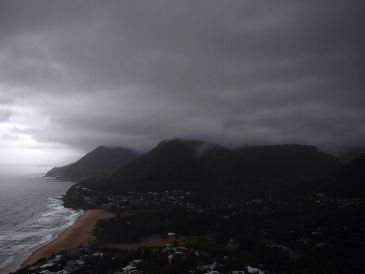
[93,145,132,151]
[157,138,213,146]
[157,138,202,145]
[156,138,221,157]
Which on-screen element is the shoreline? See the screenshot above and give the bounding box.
[19,209,115,269]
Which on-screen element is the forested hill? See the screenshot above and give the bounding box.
[76,139,341,196]
[45,146,137,180]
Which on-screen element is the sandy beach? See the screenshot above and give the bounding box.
[21,209,115,268]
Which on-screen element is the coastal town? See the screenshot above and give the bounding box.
[15,184,365,274]
[15,244,268,274]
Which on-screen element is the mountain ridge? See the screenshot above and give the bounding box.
[74,139,341,196]
[45,145,137,180]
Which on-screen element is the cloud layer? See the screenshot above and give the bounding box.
[0,0,364,162]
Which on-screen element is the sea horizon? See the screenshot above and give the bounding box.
[0,165,81,274]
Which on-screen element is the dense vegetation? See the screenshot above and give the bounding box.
[77,139,341,197]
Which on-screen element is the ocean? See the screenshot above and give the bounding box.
[0,165,82,274]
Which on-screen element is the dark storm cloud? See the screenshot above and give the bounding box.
[0,0,364,154]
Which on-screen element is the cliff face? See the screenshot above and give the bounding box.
[45,146,137,180]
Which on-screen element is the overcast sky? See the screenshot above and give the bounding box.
[0,0,364,165]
